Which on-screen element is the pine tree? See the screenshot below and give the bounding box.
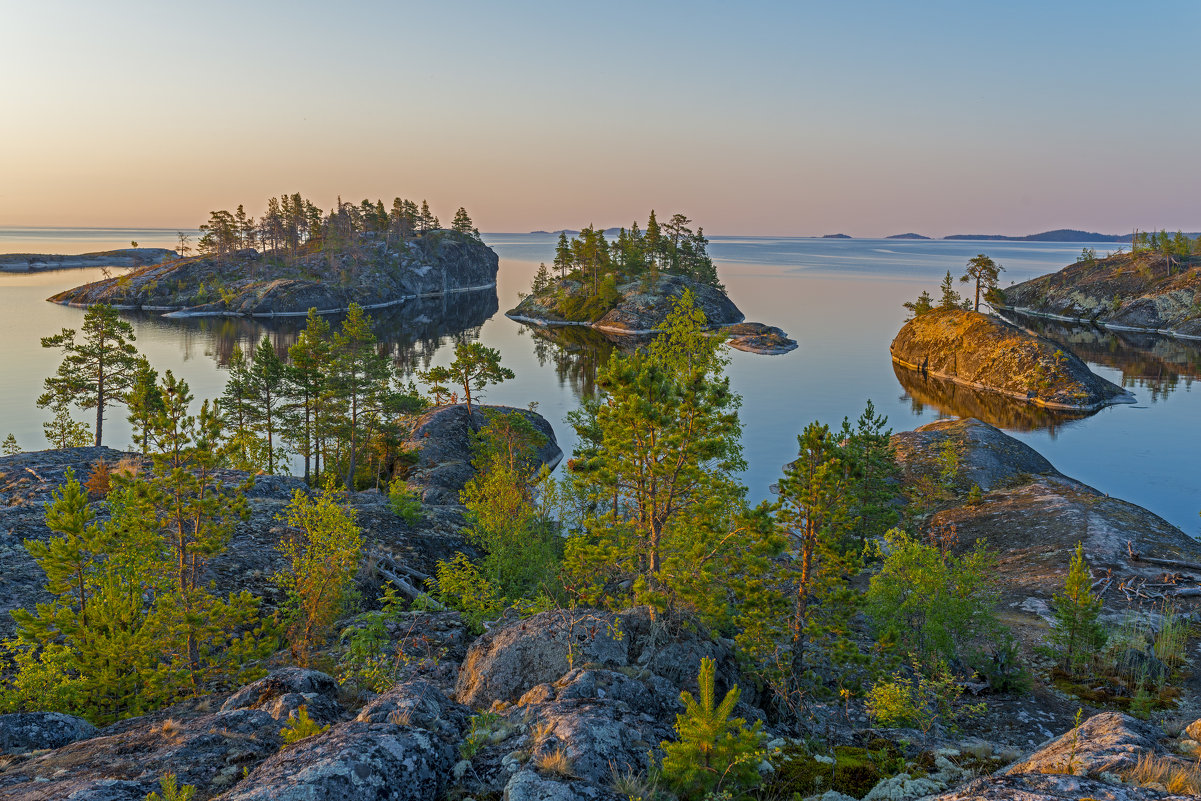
[419,342,514,418]
[903,290,934,320]
[660,657,766,798]
[839,400,901,544]
[42,397,93,449]
[2,433,20,455]
[563,292,766,622]
[220,345,264,472]
[553,233,573,279]
[126,357,164,456]
[960,254,1004,312]
[938,271,966,311]
[275,484,363,666]
[38,304,141,447]
[284,309,332,485]
[244,336,287,474]
[1050,542,1106,676]
[330,304,392,489]
[451,207,481,240]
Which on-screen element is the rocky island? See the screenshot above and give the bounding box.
[0,248,175,273]
[1001,247,1201,340]
[891,308,1132,410]
[48,195,498,318]
[506,213,796,354]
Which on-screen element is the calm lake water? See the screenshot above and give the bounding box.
[1,229,1197,535]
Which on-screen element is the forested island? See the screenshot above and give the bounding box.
[49,194,497,317]
[1,234,1201,801]
[507,212,797,354]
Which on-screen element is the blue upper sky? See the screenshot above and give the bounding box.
[1,0,1197,235]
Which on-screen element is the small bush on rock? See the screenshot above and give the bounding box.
[280,704,329,745]
[145,773,196,801]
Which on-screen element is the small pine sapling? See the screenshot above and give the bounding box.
[280,705,329,744]
[1049,542,1106,676]
[660,657,767,798]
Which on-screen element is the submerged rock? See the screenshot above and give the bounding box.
[723,322,798,354]
[890,308,1132,410]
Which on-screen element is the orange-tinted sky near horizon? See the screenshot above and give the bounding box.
[2,1,1198,237]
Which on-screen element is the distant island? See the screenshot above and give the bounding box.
[943,229,1132,242]
[0,248,175,273]
[507,211,796,354]
[49,194,498,318]
[821,233,852,239]
[885,233,930,240]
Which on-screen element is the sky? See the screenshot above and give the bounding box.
[1,0,1198,237]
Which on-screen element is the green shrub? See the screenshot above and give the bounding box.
[433,552,505,634]
[388,478,424,524]
[1049,542,1106,676]
[145,773,196,801]
[865,660,986,734]
[865,529,1002,669]
[280,705,329,745]
[337,586,408,697]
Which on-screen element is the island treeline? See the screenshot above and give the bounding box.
[190,193,482,260]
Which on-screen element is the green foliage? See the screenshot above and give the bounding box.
[145,773,196,801]
[937,271,968,311]
[280,704,329,744]
[864,529,1002,669]
[337,586,408,697]
[387,478,424,524]
[865,660,986,733]
[460,711,505,760]
[38,303,141,447]
[434,552,505,634]
[275,483,363,667]
[902,290,933,320]
[42,397,93,449]
[1049,542,1106,676]
[1,433,19,455]
[451,207,481,241]
[660,657,767,798]
[126,357,164,456]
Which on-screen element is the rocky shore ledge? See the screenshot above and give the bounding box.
[507,273,796,355]
[1000,251,1201,340]
[890,309,1133,410]
[47,230,497,318]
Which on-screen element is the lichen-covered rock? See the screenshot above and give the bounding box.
[890,309,1131,409]
[355,680,470,743]
[0,706,284,799]
[49,230,499,317]
[932,773,1193,800]
[1004,712,1164,777]
[404,405,562,506]
[1001,252,1201,339]
[219,720,450,801]
[220,667,342,725]
[0,711,97,753]
[503,769,624,801]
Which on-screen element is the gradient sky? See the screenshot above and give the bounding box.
[2,0,1197,236]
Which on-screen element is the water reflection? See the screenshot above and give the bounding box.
[893,363,1092,434]
[1004,313,1201,401]
[522,324,622,398]
[120,290,499,375]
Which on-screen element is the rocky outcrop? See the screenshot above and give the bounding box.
[893,419,1201,631]
[890,309,1132,410]
[723,322,798,354]
[0,248,175,273]
[1001,252,1201,339]
[932,774,1194,800]
[1004,712,1162,777]
[0,712,97,754]
[220,668,343,726]
[48,230,497,317]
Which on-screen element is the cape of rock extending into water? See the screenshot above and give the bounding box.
[506,273,797,354]
[890,309,1132,410]
[47,230,498,318]
[0,248,175,272]
[1001,251,1201,339]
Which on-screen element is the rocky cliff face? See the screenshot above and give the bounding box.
[1001,252,1201,339]
[47,230,498,317]
[890,309,1131,410]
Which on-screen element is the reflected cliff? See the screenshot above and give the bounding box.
[120,290,499,376]
[893,363,1093,434]
[1003,313,1201,402]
